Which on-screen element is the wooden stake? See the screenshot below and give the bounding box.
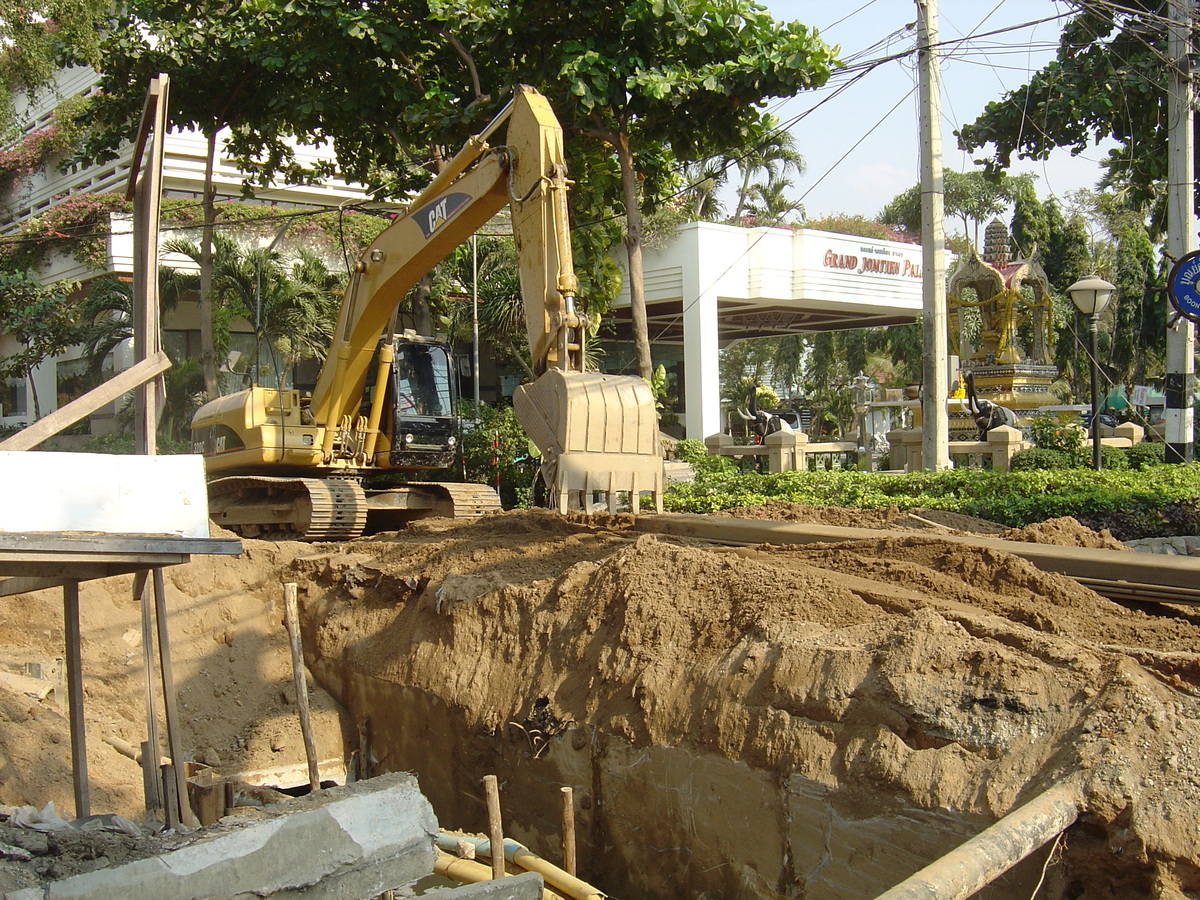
[283,583,321,791]
[134,570,163,816]
[63,580,89,819]
[483,774,505,879]
[161,764,179,830]
[561,786,577,876]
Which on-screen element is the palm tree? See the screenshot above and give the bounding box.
[679,158,729,222]
[435,236,536,378]
[742,175,803,226]
[730,115,805,222]
[269,251,345,390]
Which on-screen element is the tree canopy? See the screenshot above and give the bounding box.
[955,1,1179,228]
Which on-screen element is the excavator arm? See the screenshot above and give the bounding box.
[311,84,661,513]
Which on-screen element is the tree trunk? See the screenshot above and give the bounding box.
[412,274,433,338]
[26,365,41,421]
[198,129,219,399]
[615,133,653,381]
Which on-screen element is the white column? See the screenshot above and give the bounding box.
[681,226,722,439]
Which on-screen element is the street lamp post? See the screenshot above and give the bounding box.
[852,372,872,471]
[1067,275,1116,471]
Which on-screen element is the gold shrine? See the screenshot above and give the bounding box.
[945,219,1059,430]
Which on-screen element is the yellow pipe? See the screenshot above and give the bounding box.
[509,844,605,900]
[433,854,567,900]
[441,835,606,900]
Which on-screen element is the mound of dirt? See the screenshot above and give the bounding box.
[293,510,1200,898]
[999,516,1130,550]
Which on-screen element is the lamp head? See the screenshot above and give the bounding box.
[1068,274,1115,316]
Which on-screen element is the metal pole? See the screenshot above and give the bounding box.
[472,234,481,423]
[283,583,321,792]
[917,0,950,471]
[1167,0,1196,462]
[1090,316,1102,470]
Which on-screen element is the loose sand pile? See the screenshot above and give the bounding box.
[0,508,1198,897]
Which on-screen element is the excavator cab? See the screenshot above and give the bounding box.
[382,335,458,469]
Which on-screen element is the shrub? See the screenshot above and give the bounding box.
[448,403,538,508]
[662,462,1200,540]
[1127,441,1166,470]
[1009,447,1071,471]
[1030,414,1085,455]
[1068,444,1129,470]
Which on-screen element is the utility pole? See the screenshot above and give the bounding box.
[1166,0,1196,463]
[917,0,950,470]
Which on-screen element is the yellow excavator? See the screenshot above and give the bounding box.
[191,86,662,540]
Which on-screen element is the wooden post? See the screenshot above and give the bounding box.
[63,580,89,819]
[483,774,505,879]
[161,763,179,830]
[134,570,163,816]
[283,583,321,791]
[153,569,199,828]
[560,786,576,876]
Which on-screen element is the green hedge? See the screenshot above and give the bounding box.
[663,463,1200,540]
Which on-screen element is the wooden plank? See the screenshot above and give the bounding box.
[0,575,79,596]
[0,353,171,452]
[135,570,164,816]
[0,565,139,587]
[283,583,321,791]
[124,75,166,201]
[0,555,187,571]
[154,568,199,828]
[0,533,241,555]
[63,580,89,818]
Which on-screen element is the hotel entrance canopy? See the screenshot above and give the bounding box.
[610,222,929,438]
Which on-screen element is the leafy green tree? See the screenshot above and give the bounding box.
[956,4,1178,226]
[0,0,110,129]
[879,170,1033,248]
[1043,199,1092,291]
[0,270,82,419]
[1009,181,1048,260]
[448,0,837,380]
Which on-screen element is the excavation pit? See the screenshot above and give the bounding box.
[1,508,1199,898]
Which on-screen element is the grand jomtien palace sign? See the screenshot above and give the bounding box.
[820,244,923,278]
[797,230,926,309]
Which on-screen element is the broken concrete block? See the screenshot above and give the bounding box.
[427,871,545,899]
[3,772,437,900]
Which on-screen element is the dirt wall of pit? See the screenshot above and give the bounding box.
[289,512,1200,899]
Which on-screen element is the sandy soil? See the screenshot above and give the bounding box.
[0,507,1198,896]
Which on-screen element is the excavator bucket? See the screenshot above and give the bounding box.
[514,369,663,514]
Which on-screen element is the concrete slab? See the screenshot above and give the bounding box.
[3,773,438,900]
[426,871,545,899]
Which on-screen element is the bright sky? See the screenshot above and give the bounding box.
[758,0,1110,223]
